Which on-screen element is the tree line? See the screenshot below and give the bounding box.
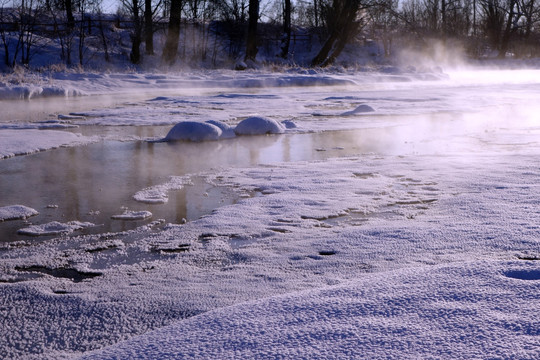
[2,0,540,69]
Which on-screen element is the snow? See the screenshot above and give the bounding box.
[111,210,153,221]
[341,104,375,116]
[2,67,540,359]
[17,221,95,236]
[133,176,193,204]
[206,120,236,139]
[80,260,540,360]
[0,205,38,221]
[234,116,285,135]
[164,121,222,142]
[0,129,91,159]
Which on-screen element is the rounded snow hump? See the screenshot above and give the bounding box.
[234,116,285,136]
[164,121,222,142]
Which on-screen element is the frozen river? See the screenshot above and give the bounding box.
[0,106,500,243]
[1,68,540,359]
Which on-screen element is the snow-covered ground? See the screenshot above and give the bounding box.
[1,67,540,359]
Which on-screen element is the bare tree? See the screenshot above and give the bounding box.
[121,0,143,63]
[311,0,368,67]
[64,0,75,29]
[144,0,154,54]
[479,0,506,50]
[368,0,399,56]
[244,0,258,61]
[47,0,76,65]
[162,0,183,64]
[6,0,44,66]
[517,0,539,38]
[498,0,519,57]
[280,0,292,58]
[183,0,214,62]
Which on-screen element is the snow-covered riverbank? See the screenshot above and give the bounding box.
[1,68,540,359]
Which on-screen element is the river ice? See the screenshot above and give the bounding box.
[1,68,540,359]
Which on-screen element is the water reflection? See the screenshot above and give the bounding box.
[0,119,470,243]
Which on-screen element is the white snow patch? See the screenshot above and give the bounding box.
[133,176,193,204]
[17,221,95,236]
[0,85,85,99]
[0,205,38,221]
[111,211,153,221]
[81,261,540,360]
[0,129,91,159]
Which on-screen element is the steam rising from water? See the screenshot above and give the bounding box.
[396,38,467,70]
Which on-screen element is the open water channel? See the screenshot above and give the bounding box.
[1,120,438,243]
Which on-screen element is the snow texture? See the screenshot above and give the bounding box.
[81,260,540,360]
[111,211,153,221]
[0,205,38,221]
[2,68,540,360]
[234,116,285,135]
[17,221,95,236]
[164,121,222,142]
[0,129,90,159]
[341,104,375,116]
[133,176,193,204]
[206,120,236,139]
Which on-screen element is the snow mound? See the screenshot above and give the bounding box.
[0,205,38,221]
[234,116,285,136]
[206,120,236,139]
[341,104,375,116]
[17,221,95,236]
[281,120,298,129]
[111,210,153,221]
[164,122,222,142]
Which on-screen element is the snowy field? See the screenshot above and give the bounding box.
[1,67,540,359]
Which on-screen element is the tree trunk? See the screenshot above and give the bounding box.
[162,0,183,64]
[244,0,259,62]
[311,0,359,67]
[130,0,142,64]
[441,0,447,36]
[311,31,339,66]
[498,0,517,58]
[144,0,154,55]
[280,0,292,58]
[65,0,75,30]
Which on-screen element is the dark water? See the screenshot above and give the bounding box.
[0,126,419,243]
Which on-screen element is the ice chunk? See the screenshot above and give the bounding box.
[234,116,285,136]
[17,221,95,236]
[133,188,169,204]
[164,122,222,142]
[0,205,39,221]
[111,210,153,221]
[133,176,192,204]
